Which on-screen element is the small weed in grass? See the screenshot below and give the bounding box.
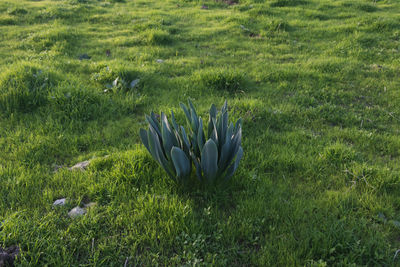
[144,29,173,45]
[25,25,80,54]
[356,3,378,13]
[0,62,60,114]
[8,7,28,16]
[0,15,15,25]
[270,0,309,7]
[49,84,109,122]
[194,68,246,92]
[320,142,358,167]
[90,65,142,92]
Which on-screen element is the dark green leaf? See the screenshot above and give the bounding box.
[218,137,232,171]
[170,110,179,132]
[191,152,203,182]
[201,139,219,182]
[224,146,243,181]
[221,100,228,113]
[219,111,228,148]
[210,122,219,148]
[146,114,161,137]
[180,126,191,153]
[188,98,198,119]
[148,127,175,179]
[161,113,174,159]
[229,126,242,163]
[139,128,151,154]
[208,104,217,138]
[197,117,205,152]
[234,118,242,134]
[171,147,191,180]
[190,110,199,133]
[180,102,191,123]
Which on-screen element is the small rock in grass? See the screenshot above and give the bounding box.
[78,53,91,60]
[69,160,90,171]
[0,245,20,267]
[225,0,237,5]
[130,79,140,89]
[68,207,87,218]
[371,63,383,70]
[112,77,120,87]
[52,164,63,173]
[240,25,250,32]
[156,59,164,63]
[53,198,67,206]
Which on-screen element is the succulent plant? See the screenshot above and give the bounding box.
[180,99,243,183]
[139,111,192,182]
[140,99,243,184]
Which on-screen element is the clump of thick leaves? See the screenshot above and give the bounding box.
[140,99,243,184]
[139,110,192,183]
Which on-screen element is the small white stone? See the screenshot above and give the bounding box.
[53,198,66,206]
[69,161,90,171]
[68,207,86,218]
[156,59,164,63]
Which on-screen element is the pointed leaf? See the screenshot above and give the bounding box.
[188,98,198,119]
[230,126,242,160]
[221,100,228,113]
[150,112,159,125]
[234,146,243,169]
[208,104,217,138]
[170,110,179,132]
[161,113,174,158]
[224,146,243,181]
[209,104,217,120]
[161,113,179,154]
[147,128,159,161]
[139,128,151,154]
[234,118,243,134]
[148,127,175,179]
[180,102,191,123]
[197,118,205,152]
[218,137,232,171]
[190,110,199,133]
[192,133,200,158]
[180,126,190,153]
[226,123,234,142]
[191,152,203,181]
[146,114,161,137]
[219,111,228,149]
[210,122,219,148]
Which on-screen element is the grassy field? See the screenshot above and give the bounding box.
[1,0,400,265]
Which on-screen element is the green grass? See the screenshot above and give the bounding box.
[1,0,400,265]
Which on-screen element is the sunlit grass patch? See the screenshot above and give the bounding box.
[193,67,246,92]
[0,62,60,114]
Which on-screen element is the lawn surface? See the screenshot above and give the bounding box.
[1,0,400,265]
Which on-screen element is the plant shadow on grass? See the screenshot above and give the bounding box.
[170,172,247,218]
